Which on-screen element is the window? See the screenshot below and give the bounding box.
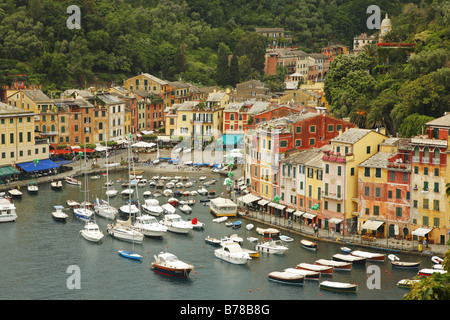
[338,166,342,176]
[309,138,315,146]
[375,168,381,178]
[423,181,428,191]
[373,205,380,216]
[296,126,301,133]
[434,182,439,193]
[280,140,288,148]
[434,168,439,176]
[395,207,402,217]
[403,172,408,182]
[390,171,395,181]
[388,190,392,198]
[337,185,341,198]
[364,167,370,177]
[337,125,342,131]
[328,125,333,132]
[350,168,354,176]
[337,203,341,213]
[310,125,316,133]
[414,166,418,174]
[433,200,439,211]
[324,183,328,196]
[396,188,401,199]
[366,146,371,154]
[325,164,329,174]
[423,216,429,226]
[364,186,370,197]
[423,199,429,209]
[424,167,428,175]
[375,187,381,198]
[433,217,440,227]
[295,140,301,147]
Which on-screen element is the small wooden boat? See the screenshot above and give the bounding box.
[66,200,80,209]
[332,253,366,265]
[388,254,420,269]
[205,236,221,246]
[231,220,241,229]
[284,268,320,281]
[118,250,143,262]
[301,239,317,251]
[315,259,352,271]
[297,263,333,275]
[268,271,304,285]
[397,279,420,289]
[320,281,358,293]
[351,250,385,261]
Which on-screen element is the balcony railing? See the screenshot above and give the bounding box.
[432,158,440,165]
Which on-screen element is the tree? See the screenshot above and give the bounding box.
[229,53,240,87]
[216,42,230,87]
[398,113,435,138]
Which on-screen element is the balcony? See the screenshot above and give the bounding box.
[412,156,420,162]
[432,158,440,165]
[321,191,342,200]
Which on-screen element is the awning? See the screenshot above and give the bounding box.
[268,202,277,208]
[258,199,270,206]
[361,220,385,231]
[16,159,60,172]
[0,166,20,178]
[302,212,317,220]
[286,208,295,213]
[51,159,73,166]
[412,227,432,237]
[275,204,286,210]
[50,149,71,155]
[329,218,343,224]
[72,148,95,153]
[294,210,304,217]
[237,194,261,204]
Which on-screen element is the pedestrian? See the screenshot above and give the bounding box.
[423,238,428,248]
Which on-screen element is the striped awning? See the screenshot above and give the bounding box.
[0,166,20,178]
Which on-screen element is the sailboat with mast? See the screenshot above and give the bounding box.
[107,134,144,247]
[94,132,118,220]
[73,147,93,221]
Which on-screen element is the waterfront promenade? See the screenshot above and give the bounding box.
[1,147,448,258]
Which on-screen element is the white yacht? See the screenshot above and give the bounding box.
[161,203,176,214]
[255,238,289,254]
[133,215,167,237]
[160,214,193,234]
[107,218,144,243]
[0,198,17,222]
[142,199,164,216]
[214,241,252,265]
[80,220,104,243]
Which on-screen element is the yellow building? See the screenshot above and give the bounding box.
[124,107,131,136]
[0,102,49,174]
[123,73,173,109]
[322,128,387,234]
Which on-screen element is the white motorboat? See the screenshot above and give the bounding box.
[137,179,147,187]
[65,177,81,186]
[255,238,289,254]
[190,190,198,196]
[51,180,63,189]
[121,188,134,197]
[197,187,208,195]
[176,182,184,188]
[160,214,193,234]
[163,189,173,197]
[152,190,162,197]
[214,241,252,265]
[188,217,204,229]
[205,235,221,246]
[80,220,104,243]
[152,176,160,180]
[107,218,144,243]
[168,197,179,207]
[118,204,139,217]
[165,182,175,189]
[27,182,39,193]
[246,224,254,231]
[8,188,22,198]
[397,279,421,289]
[51,205,68,222]
[133,215,167,237]
[105,188,118,198]
[187,199,195,206]
[0,198,17,223]
[179,204,192,214]
[142,199,164,216]
[94,198,118,220]
[199,176,206,181]
[143,191,152,197]
[247,236,259,242]
[151,252,194,278]
[66,199,80,209]
[161,203,176,214]
[184,182,193,188]
[418,268,447,277]
[221,234,243,243]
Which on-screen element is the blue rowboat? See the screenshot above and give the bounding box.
[232,221,242,229]
[118,250,143,261]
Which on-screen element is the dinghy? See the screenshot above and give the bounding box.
[300,239,317,251]
[351,250,385,261]
[388,254,420,269]
[320,281,358,293]
[268,271,304,285]
[297,263,333,275]
[118,250,143,261]
[284,268,320,281]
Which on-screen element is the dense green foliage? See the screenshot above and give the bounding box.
[0,0,423,91]
[324,0,449,136]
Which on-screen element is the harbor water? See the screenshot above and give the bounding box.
[0,171,435,300]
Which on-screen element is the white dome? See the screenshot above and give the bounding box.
[381,14,391,28]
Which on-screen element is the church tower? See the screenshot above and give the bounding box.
[378,13,392,43]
